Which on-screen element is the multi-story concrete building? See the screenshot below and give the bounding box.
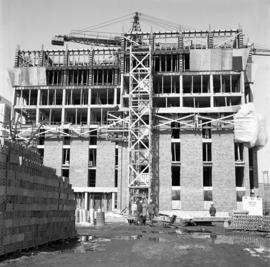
[10,14,260,214]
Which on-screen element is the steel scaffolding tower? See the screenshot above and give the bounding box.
[128,45,153,199]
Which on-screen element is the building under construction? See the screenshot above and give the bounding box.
[9,13,265,214]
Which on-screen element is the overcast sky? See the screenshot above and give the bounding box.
[1,0,269,72]
[0,0,269,179]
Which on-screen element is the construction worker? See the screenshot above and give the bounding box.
[141,200,148,225]
[148,199,155,224]
[209,203,216,217]
[136,198,143,224]
[131,199,137,216]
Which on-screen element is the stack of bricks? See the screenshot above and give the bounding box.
[229,215,270,232]
[0,141,76,256]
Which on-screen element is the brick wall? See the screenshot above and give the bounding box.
[96,140,115,187]
[212,131,236,211]
[44,138,62,176]
[181,131,203,211]
[159,129,172,210]
[0,141,76,256]
[69,138,89,187]
[118,143,128,210]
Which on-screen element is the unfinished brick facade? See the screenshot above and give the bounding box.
[181,132,204,211]
[158,130,172,210]
[44,138,62,176]
[96,140,115,187]
[212,131,237,211]
[70,138,89,187]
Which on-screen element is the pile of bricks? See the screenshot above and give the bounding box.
[229,214,270,232]
[0,141,76,256]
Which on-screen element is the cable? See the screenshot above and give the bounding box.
[142,17,178,31]
[77,13,133,32]
[141,14,180,30]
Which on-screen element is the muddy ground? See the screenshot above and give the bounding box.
[0,222,269,267]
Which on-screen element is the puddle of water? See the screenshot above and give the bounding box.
[113,235,142,241]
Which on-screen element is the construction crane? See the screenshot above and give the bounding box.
[51,32,121,47]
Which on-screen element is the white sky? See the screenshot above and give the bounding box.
[0,0,269,180]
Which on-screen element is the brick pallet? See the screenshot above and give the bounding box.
[228,215,270,232]
[0,141,76,256]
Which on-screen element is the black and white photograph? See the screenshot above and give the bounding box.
[0,0,269,266]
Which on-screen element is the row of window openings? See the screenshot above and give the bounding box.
[172,143,244,162]
[171,122,211,139]
[172,166,245,187]
[153,74,240,94]
[46,69,118,86]
[40,141,242,165]
[153,96,242,109]
[62,164,118,189]
[172,166,245,201]
[16,88,120,106]
[36,110,111,126]
[62,147,119,187]
[172,190,246,202]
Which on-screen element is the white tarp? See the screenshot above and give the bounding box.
[8,67,46,86]
[234,103,268,148]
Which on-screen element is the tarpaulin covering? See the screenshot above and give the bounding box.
[8,67,46,86]
[190,50,211,71]
[189,48,249,71]
[234,103,267,148]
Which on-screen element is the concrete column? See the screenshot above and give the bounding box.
[210,74,214,107]
[61,89,66,124]
[179,75,183,107]
[240,71,245,104]
[89,194,93,209]
[112,192,115,211]
[36,89,40,124]
[87,88,91,125]
[120,74,124,108]
[114,87,117,105]
[243,146,250,196]
[85,192,88,210]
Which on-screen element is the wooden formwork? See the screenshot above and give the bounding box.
[0,141,76,256]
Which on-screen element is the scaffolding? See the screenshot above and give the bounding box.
[128,45,153,200]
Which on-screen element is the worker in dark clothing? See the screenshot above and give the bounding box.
[209,204,216,216]
[136,199,143,225]
[147,200,155,224]
[141,200,148,225]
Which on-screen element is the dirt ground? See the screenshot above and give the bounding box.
[0,222,269,267]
